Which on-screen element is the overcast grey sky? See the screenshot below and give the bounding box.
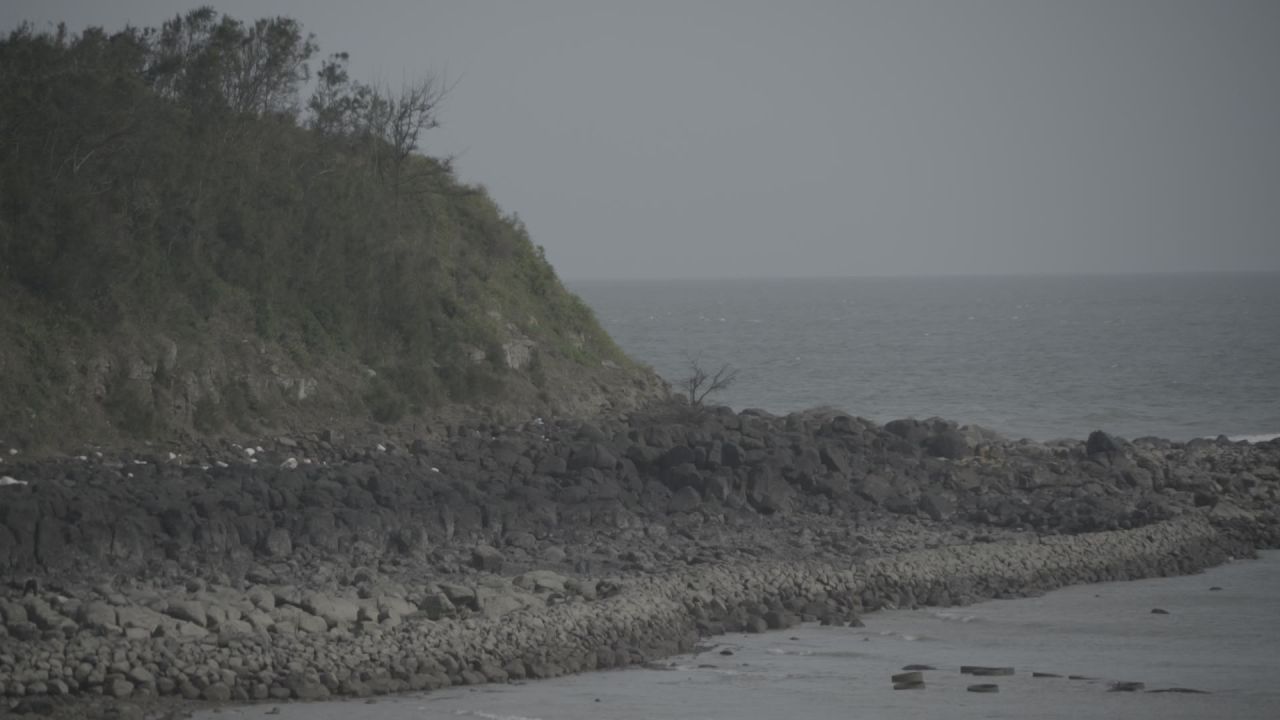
[4,1,1278,279]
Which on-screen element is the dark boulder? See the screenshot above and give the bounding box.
[919,491,957,521]
[569,444,618,471]
[818,445,851,475]
[720,442,743,467]
[746,467,792,514]
[926,430,971,460]
[885,419,930,446]
[669,486,703,514]
[665,463,703,492]
[1087,430,1126,457]
[702,471,732,502]
[853,474,896,506]
[470,545,505,572]
[661,446,697,469]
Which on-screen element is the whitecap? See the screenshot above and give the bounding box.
[673,663,742,675]
[1227,433,1280,444]
[454,711,545,720]
[931,611,980,623]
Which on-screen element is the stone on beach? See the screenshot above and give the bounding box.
[967,683,1000,693]
[1149,687,1210,694]
[1110,681,1145,692]
[893,680,926,690]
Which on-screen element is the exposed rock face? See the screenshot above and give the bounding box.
[2,407,1277,578]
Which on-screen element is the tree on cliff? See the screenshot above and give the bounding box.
[682,357,739,406]
[307,49,455,199]
[0,8,626,441]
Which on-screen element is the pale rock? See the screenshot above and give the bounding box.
[164,599,208,627]
[77,602,119,631]
[302,593,361,627]
[514,570,568,594]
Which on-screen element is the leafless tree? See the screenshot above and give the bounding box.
[682,357,738,406]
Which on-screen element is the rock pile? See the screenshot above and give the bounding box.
[0,515,1253,708]
[0,405,1275,712]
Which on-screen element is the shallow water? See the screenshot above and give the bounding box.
[198,551,1280,720]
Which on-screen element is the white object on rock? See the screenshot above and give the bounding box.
[168,452,177,461]
[0,476,27,486]
[431,467,440,473]
[8,448,17,455]
[215,461,229,468]
[280,457,299,470]
[377,444,387,452]
[244,447,256,457]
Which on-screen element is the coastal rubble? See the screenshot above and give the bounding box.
[0,406,1276,715]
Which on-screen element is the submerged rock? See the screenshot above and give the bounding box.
[962,666,1015,676]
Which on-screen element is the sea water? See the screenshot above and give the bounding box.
[572,273,1280,442]
[197,552,1280,720]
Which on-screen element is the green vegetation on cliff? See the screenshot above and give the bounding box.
[0,9,654,447]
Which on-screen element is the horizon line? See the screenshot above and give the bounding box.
[563,269,1280,283]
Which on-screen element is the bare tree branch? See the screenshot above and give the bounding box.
[682,356,738,406]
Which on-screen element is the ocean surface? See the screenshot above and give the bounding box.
[572,273,1280,442]
[198,551,1280,720]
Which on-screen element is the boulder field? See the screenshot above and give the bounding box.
[0,405,1276,716]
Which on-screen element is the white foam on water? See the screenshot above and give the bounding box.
[458,710,553,720]
[1227,432,1280,444]
[929,611,980,623]
[673,664,743,676]
[877,630,924,641]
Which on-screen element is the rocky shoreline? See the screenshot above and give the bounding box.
[1,405,1277,718]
